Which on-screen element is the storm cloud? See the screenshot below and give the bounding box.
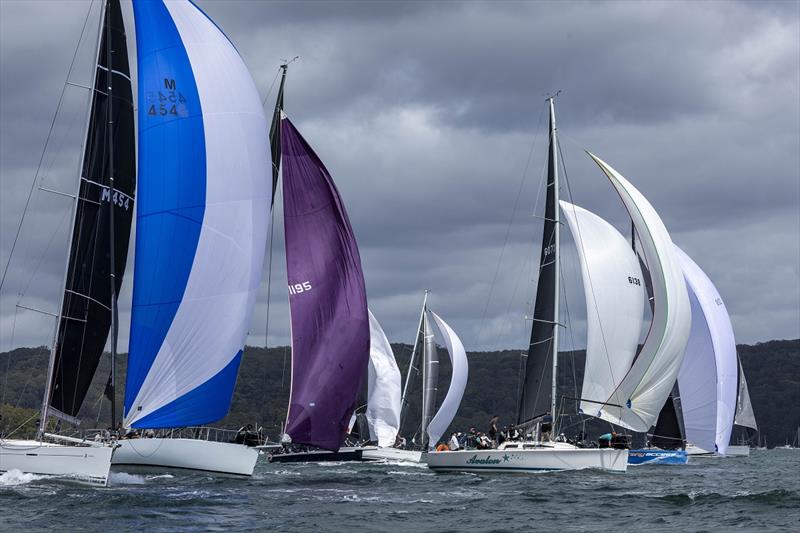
[1,0,798,354]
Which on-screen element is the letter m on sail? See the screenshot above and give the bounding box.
[164,78,176,90]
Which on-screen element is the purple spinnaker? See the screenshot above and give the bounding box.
[281,116,370,451]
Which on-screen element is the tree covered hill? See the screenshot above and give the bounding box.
[1,339,797,446]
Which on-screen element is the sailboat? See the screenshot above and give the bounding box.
[266,70,372,464]
[363,292,469,463]
[425,97,691,473]
[0,0,134,486]
[674,246,738,459]
[110,0,268,476]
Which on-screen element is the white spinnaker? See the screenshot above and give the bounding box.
[676,246,737,455]
[560,201,644,425]
[126,2,270,426]
[366,310,402,448]
[588,153,691,432]
[426,311,468,449]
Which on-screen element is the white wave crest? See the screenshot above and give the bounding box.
[0,469,43,486]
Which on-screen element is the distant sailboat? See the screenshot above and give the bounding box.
[363,292,469,463]
[111,0,269,476]
[267,72,372,463]
[426,97,690,473]
[0,0,134,485]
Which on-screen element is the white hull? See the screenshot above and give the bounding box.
[112,438,258,476]
[424,442,627,473]
[686,443,750,457]
[0,439,113,486]
[725,445,750,457]
[361,447,423,463]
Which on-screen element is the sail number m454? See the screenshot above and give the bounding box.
[288,281,312,295]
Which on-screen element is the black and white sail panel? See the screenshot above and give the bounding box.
[49,0,135,418]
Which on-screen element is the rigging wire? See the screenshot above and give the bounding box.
[557,135,622,407]
[1,307,19,405]
[0,0,97,295]
[472,102,546,349]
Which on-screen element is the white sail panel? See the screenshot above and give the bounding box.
[559,201,644,424]
[676,246,737,455]
[125,1,270,427]
[588,153,691,432]
[366,310,402,447]
[426,311,469,449]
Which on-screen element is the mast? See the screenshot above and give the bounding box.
[105,0,119,432]
[399,290,428,432]
[38,0,108,438]
[547,96,560,439]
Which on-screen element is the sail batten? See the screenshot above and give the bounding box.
[48,0,135,418]
[281,116,369,452]
[124,0,269,428]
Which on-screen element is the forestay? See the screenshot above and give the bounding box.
[588,153,691,432]
[124,0,270,428]
[281,116,370,451]
[366,311,402,447]
[425,311,469,450]
[560,201,644,424]
[676,246,737,455]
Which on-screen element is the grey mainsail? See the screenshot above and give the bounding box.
[420,311,439,448]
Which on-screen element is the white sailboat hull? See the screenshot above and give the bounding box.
[685,443,750,457]
[0,439,113,486]
[112,438,258,476]
[361,447,423,463]
[724,445,750,457]
[424,442,628,473]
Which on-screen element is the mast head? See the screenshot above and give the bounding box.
[544,89,562,103]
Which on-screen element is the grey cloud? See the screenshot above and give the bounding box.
[1,0,798,355]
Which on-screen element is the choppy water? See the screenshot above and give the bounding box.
[2,449,799,532]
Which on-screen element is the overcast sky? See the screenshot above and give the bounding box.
[1,0,798,355]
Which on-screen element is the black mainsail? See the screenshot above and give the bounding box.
[650,394,685,450]
[47,0,135,420]
[268,64,287,204]
[518,99,559,425]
